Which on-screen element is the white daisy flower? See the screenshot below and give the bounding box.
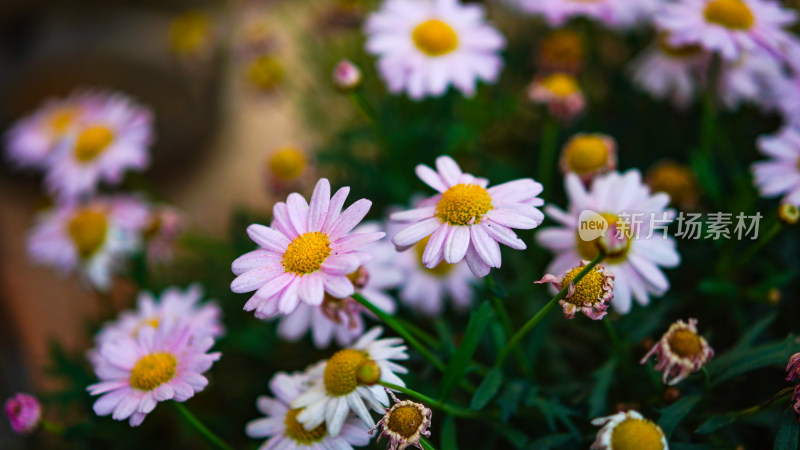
[292,327,408,437]
[591,410,669,450]
[752,126,800,205]
[364,0,505,100]
[510,0,658,30]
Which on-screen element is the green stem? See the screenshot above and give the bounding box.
[536,115,559,196]
[494,253,605,368]
[486,276,530,375]
[173,402,235,450]
[421,438,438,450]
[700,54,721,160]
[396,317,439,349]
[349,90,378,126]
[603,319,621,354]
[379,382,480,418]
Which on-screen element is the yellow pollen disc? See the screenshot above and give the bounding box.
[387,405,424,439]
[68,208,108,259]
[412,19,459,57]
[436,184,493,226]
[610,418,665,450]
[324,349,369,396]
[130,352,177,391]
[563,135,610,174]
[268,147,307,181]
[414,236,455,276]
[48,109,77,135]
[247,55,284,90]
[668,329,703,358]
[285,408,327,444]
[282,232,331,275]
[657,34,703,58]
[74,126,114,163]
[169,12,211,55]
[704,0,755,30]
[539,30,584,69]
[577,213,632,264]
[561,265,605,306]
[542,73,580,98]
[647,162,697,207]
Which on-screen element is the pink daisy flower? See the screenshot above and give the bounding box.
[752,126,800,205]
[640,318,714,385]
[536,170,681,313]
[87,322,221,427]
[44,90,153,201]
[657,0,797,61]
[231,178,385,319]
[718,48,788,111]
[510,0,658,29]
[390,156,544,278]
[27,195,150,290]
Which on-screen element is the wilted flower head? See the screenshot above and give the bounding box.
[786,352,800,415]
[4,393,42,435]
[527,73,586,122]
[536,260,615,320]
[645,161,700,209]
[333,60,363,91]
[591,410,669,450]
[537,29,585,74]
[560,133,617,184]
[641,318,714,385]
[371,390,432,450]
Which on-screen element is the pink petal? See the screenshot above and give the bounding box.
[483,223,526,250]
[232,249,282,275]
[307,179,331,232]
[389,206,436,223]
[277,281,300,314]
[286,193,309,235]
[422,224,449,268]
[231,267,283,293]
[415,164,447,192]
[465,245,491,277]
[392,217,440,249]
[247,224,291,253]
[322,254,361,275]
[324,186,351,228]
[443,225,470,264]
[323,273,355,298]
[272,202,299,238]
[486,209,538,230]
[298,274,324,306]
[435,156,462,187]
[487,179,543,203]
[332,231,386,253]
[253,272,296,300]
[470,225,501,268]
[327,199,372,239]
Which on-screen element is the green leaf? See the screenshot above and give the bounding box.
[774,407,800,450]
[438,302,492,401]
[710,336,800,386]
[588,358,617,418]
[490,422,529,448]
[696,413,739,434]
[471,368,504,410]
[658,393,702,438]
[526,433,575,449]
[441,415,457,450]
[497,380,529,422]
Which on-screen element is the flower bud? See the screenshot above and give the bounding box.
[332,60,362,92]
[4,393,42,435]
[778,203,799,226]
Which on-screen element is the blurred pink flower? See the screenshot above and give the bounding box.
[511,0,657,29]
[752,126,800,206]
[4,393,42,435]
[641,318,714,385]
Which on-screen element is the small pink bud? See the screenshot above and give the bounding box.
[333,60,362,91]
[4,393,42,435]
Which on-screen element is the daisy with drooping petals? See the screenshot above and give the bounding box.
[536,260,615,320]
[591,410,669,450]
[44,91,153,201]
[27,195,150,290]
[786,352,800,415]
[560,133,617,184]
[752,126,800,206]
[536,170,681,314]
[390,156,545,277]
[371,390,432,450]
[96,284,224,344]
[231,178,385,319]
[292,327,408,437]
[657,0,798,61]
[87,322,220,427]
[364,0,506,100]
[511,0,658,30]
[278,223,400,349]
[527,72,586,122]
[641,318,714,385]
[246,372,371,449]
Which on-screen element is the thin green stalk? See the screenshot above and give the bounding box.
[349,90,378,126]
[603,319,620,354]
[536,115,559,195]
[494,253,605,368]
[379,382,480,418]
[420,438,438,450]
[700,54,721,160]
[173,402,235,450]
[396,317,439,349]
[486,276,530,375]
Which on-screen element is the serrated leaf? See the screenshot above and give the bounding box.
[526,393,579,435]
[588,358,617,418]
[497,380,528,422]
[774,407,800,450]
[441,415,457,450]
[658,393,701,438]
[471,368,504,410]
[438,302,492,401]
[526,433,576,449]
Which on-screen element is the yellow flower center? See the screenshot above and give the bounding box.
[704,0,755,30]
[387,404,424,439]
[412,19,459,57]
[647,162,697,207]
[610,418,665,450]
[74,126,114,163]
[542,73,580,98]
[539,30,584,70]
[576,213,632,264]
[247,55,284,90]
[657,34,703,58]
[282,232,331,275]
[169,12,211,55]
[268,147,307,181]
[284,408,327,444]
[323,349,372,396]
[436,184,493,226]
[668,329,703,358]
[563,135,610,175]
[561,265,605,306]
[48,109,77,135]
[68,208,108,259]
[414,236,456,276]
[130,352,177,391]
[778,203,800,226]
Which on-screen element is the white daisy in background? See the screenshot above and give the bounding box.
[27,195,150,291]
[536,170,681,314]
[391,156,544,277]
[278,223,401,349]
[87,322,221,427]
[510,0,658,30]
[629,36,710,109]
[364,0,506,100]
[590,410,669,450]
[292,327,408,437]
[44,91,153,201]
[95,284,224,343]
[718,48,788,111]
[230,178,385,319]
[246,372,371,449]
[657,0,797,61]
[752,126,800,205]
